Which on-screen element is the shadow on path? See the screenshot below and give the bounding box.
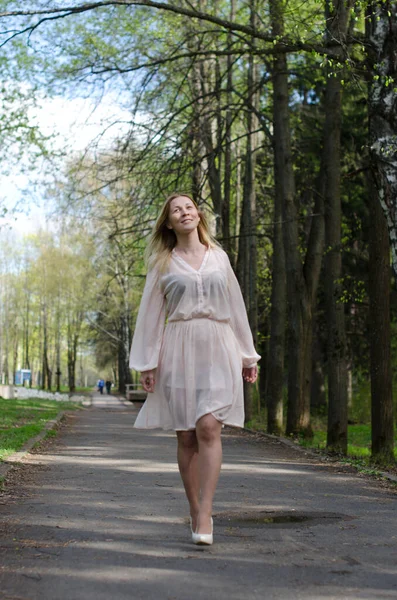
[0,394,396,599]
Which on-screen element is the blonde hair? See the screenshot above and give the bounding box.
[145,192,219,273]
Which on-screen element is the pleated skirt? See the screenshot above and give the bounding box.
[134,318,244,430]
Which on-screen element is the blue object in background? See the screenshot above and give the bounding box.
[15,369,32,385]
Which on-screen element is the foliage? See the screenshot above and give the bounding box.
[0,0,394,454]
[0,226,97,389]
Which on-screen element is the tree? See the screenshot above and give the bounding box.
[0,0,394,465]
[268,0,326,437]
[367,0,397,281]
[368,174,394,463]
[366,0,395,462]
[236,0,260,423]
[323,0,353,453]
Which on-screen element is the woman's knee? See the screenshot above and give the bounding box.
[196,415,222,444]
[177,430,198,450]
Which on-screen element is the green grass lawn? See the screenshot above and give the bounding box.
[299,424,397,460]
[246,410,397,464]
[0,398,81,461]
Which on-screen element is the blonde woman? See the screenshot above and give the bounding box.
[129,192,260,545]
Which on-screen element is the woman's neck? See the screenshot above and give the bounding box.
[174,231,206,254]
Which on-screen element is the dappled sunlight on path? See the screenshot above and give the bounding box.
[0,403,396,599]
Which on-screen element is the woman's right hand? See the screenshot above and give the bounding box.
[140,369,156,393]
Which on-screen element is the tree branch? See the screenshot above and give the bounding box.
[0,1,360,59]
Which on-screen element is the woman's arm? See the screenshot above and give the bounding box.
[129,267,166,375]
[223,251,261,370]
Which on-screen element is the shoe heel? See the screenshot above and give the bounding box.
[192,517,213,545]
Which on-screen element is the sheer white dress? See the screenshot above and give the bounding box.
[129,246,260,430]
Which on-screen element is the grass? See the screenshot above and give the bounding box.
[0,398,81,461]
[298,423,397,461]
[245,410,397,467]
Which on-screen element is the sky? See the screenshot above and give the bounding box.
[1,92,132,235]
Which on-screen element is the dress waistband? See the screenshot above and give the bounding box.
[167,317,230,324]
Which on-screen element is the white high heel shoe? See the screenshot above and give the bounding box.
[192,517,213,545]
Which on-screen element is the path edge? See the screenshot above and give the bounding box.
[243,426,397,484]
[0,410,66,480]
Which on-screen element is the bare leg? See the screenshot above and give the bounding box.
[176,431,200,531]
[195,414,222,534]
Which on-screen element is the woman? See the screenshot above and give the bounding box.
[129,192,260,545]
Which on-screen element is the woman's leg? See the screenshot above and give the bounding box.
[195,414,222,534]
[176,431,200,530]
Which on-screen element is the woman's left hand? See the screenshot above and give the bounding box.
[243,365,258,383]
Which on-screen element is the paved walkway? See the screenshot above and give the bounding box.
[0,394,397,599]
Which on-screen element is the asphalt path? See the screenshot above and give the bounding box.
[0,393,396,599]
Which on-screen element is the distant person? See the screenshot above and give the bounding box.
[97,379,105,394]
[129,192,260,546]
[105,380,112,394]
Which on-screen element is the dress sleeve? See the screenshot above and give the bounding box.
[224,251,261,368]
[129,267,166,372]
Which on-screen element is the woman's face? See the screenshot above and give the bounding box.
[167,196,200,235]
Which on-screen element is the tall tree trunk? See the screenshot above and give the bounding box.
[188,0,223,221]
[42,303,51,391]
[112,365,118,389]
[67,317,76,392]
[187,9,205,206]
[12,334,18,385]
[56,344,61,392]
[55,293,61,392]
[368,174,394,462]
[118,312,132,395]
[237,0,259,423]
[367,1,397,281]
[190,84,205,205]
[324,0,351,453]
[269,0,326,436]
[366,0,395,463]
[24,292,30,372]
[73,334,78,390]
[3,289,9,384]
[37,309,43,389]
[222,0,235,258]
[199,60,223,229]
[234,138,242,266]
[269,0,308,436]
[67,332,80,393]
[310,323,326,412]
[266,172,286,434]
